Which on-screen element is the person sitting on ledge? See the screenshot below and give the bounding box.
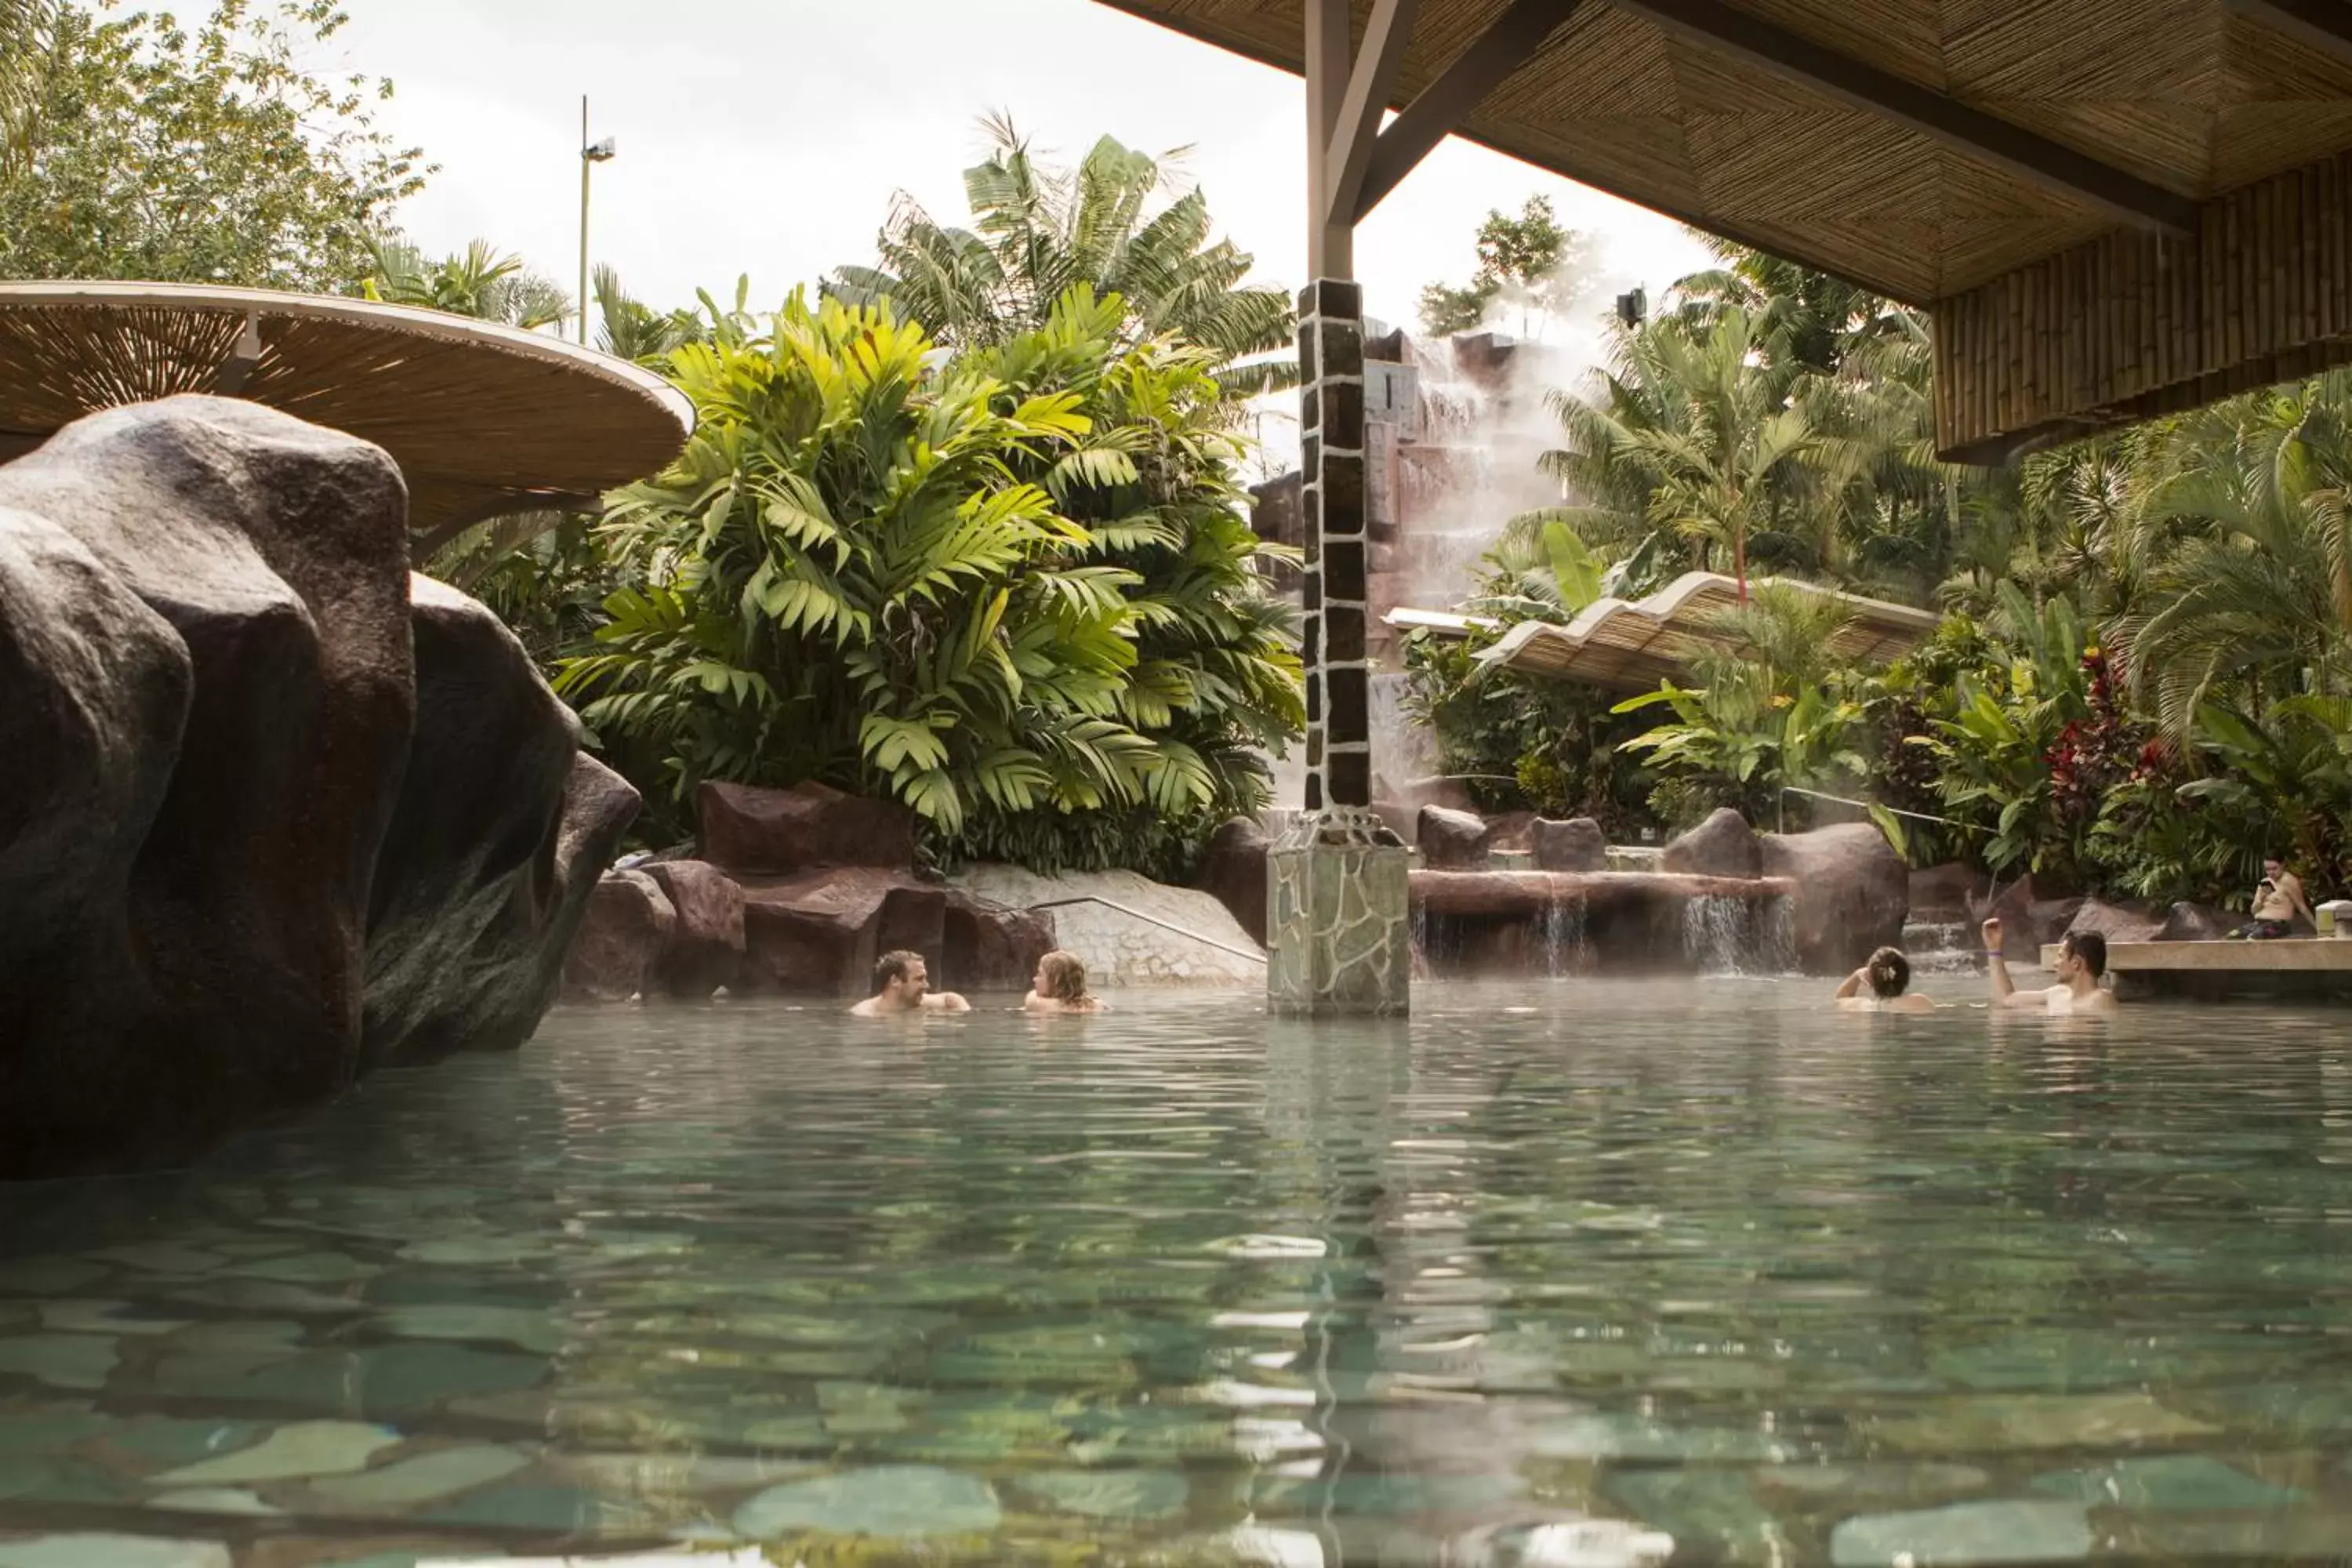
[1835,946,1937,1012]
[1982,918,2115,1011]
[850,949,970,1017]
[1025,949,1104,1014]
[2233,856,2314,940]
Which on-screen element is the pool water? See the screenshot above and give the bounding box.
[3,979,2352,1566]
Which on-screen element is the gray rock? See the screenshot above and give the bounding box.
[1417,805,1494,869]
[0,396,634,1178]
[362,577,639,1065]
[1195,815,1271,946]
[2063,896,2167,946]
[2158,900,2233,941]
[1661,808,1762,879]
[1529,816,1607,873]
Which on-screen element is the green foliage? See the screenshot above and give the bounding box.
[555,287,1299,877]
[1402,628,1654,829]
[826,114,1293,394]
[1417,195,1590,339]
[0,0,428,288]
[361,237,568,329]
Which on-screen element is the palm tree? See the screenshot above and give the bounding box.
[2117,374,2352,730]
[361,238,570,332]
[592,265,704,365]
[825,114,1293,390]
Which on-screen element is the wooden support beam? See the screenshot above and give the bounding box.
[1326,0,1425,234]
[2225,0,2352,68]
[1352,0,1585,223]
[1606,0,2202,237]
[1305,0,1354,276]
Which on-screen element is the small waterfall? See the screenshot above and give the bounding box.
[1541,893,1589,978]
[1682,895,1797,977]
[1900,917,1979,974]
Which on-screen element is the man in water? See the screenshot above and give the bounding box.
[1834,946,1937,1012]
[1982,918,2115,1011]
[2234,856,2314,939]
[849,949,971,1017]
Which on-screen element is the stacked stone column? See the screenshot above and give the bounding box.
[1265,280,1412,1017]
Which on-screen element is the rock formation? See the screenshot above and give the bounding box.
[1759,823,1907,974]
[1196,815,1272,946]
[0,397,636,1179]
[1662,807,1764,879]
[1529,817,1608,873]
[563,871,677,1002]
[1417,805,1496,869]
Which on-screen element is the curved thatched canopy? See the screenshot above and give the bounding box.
[0,281,695,553]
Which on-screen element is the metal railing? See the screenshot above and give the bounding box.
[1024,895,1268,965]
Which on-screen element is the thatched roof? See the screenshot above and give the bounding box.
[1098,0,2352,458]
[1101,0,2352,304]
[0,281,695,549]
[1389,571,1938,691]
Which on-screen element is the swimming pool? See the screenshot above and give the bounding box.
[1,978,2348,1565]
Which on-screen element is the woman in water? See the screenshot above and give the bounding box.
[1025,949,1104,1014]
[1834,946,1937,1012]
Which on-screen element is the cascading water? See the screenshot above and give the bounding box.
[1682,893,1798,976]
[1541,892,1589,978]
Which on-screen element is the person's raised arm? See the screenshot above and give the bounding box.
[1983,916,2030,1007]
[1835,967,1867,1001]
[925,990,972,1013]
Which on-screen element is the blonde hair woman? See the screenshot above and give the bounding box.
[1025,949,1103,1013]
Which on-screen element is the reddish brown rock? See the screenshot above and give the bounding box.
[2158,901,2233,941]
[736,867,944,996]
[1972,873,2083,960]
[1530,817,1607,873]
[1663,808,1763,880]
[1759,823,1907,974]
[642,858,746,997]
[1412,869,1795,977]
[699,780,915,875]
[1485,811,1541,854]
[2064,897,2168,946]
[1417,805,1494,869]
[943,898,1056,993]
[564,872,676,1002]
[1909,861,1991,921]
[1196,816,1272,946]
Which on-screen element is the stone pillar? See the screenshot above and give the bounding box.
[1268,280,1412,1017]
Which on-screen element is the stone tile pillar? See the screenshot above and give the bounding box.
[1268,279,1412,1017]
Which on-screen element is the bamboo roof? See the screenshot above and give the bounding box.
[1395,571,1939,690]
[1094,0,2352,309]
[0,281,695,550]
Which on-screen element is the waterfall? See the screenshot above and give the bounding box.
[1541,892,1589,979]
[1682,894,1797,976]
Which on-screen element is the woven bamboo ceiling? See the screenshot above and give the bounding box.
[1098,0,2352,458]
[0,281,695,551]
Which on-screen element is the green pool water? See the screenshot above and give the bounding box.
[3,978,2352,1566]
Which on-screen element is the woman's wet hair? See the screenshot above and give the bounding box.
[1865,946,1910,998]
[1037,949,1091,1002]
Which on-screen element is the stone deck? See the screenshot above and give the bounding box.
[2040,937,2352,1001]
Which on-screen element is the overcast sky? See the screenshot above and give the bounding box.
[332,0,1714,337]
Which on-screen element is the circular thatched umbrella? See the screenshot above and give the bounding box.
[0,280,695,559]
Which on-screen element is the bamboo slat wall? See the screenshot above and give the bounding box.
[1933,149,2352,462]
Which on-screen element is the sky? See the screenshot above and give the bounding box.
[331,0,1715,339]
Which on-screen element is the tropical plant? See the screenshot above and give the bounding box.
[0,0,427,289]
[593,265,706,365]
[1417,195,1591,339]
[361,237,568,329]
[825,114,1293,391]
[555,287,1299,873]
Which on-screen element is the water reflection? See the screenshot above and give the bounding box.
[0,982,2347,1563]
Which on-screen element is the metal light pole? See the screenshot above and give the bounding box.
[578,96,617,347]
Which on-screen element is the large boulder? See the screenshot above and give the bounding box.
[563,871,677,1002]
[1196,815,1272,946]
[1758,824,1907,974]
[1662,808,1763,879]
[361,578,639,1066]
[699,779,914,875]
[943,898,1057,993]
[1909,862,1991,921]
[2158,901,2233,942]
[2063,897,2169,947]
[1530,817,1608,873]
[736,866,942,996]
[1417,805,1495,869]
[642,858,746,996]
[0,396,636,1180]
[1971,873,2084,961]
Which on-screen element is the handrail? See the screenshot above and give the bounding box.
[1024,896,1269,965]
